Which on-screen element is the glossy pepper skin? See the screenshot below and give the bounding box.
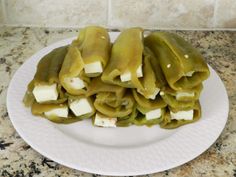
[160,101,201,129]
[87,77,134,118]
[160,84,203,109]
[59,45,89,95]
[116,105,137,127]
[31,103,81,124]
[132,89,167,111]
[102,27,144,88]
[144,32,210,91]
[133,108,165,127]
[132,87,167,126]
[23,46,68,106]
[133,47,162,99]
[73,26,111,77]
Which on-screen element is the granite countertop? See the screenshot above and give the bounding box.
[0,27,235,177]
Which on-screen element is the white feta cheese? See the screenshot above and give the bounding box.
[94,113,117,127]
[44,106,68,118]
[146,108,162,120]
[69,98,93,117]
[120,71,131,82]
[170,110,194,120]
[33,84,58,103]
[64,77,85,90]
[137,87,160,100]
[176,92,195,100]
[84,61,103,74]
[120,65,143,82]
[136,65,143,77]
[185,71,194,77]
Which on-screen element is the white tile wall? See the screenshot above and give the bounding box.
[4,0,108,27]
[0,0,4,23]
[214,0,236,28]
[0,0,236,29]
[108,0,215,29]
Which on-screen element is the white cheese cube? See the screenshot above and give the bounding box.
[44,106,68,118]
[185,71,194,77]
[146,108,161,120]
[94,113,117,127]
[120,71,131,82]
[136,65,143,77]
[120,65,143,82]
[84,61,103,74]
[64,77,85,90]
[170,110,193,120]
[33,84,58,103]
[70,98,93,117]
[176,92,195,100]
[149,88,160,99]
[137,87,160,100]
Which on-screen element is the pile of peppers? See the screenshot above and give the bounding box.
[23,26,210,129]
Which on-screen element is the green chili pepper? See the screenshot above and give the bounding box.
[160,101,201,129]
[73,26,111,77]
[144,32,210,90]
[102,27,144,88]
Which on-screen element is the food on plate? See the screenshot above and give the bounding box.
[87,77,134,118]
[23,46,68,105]
[144,32,210,90]
[160,101,201,129]
[72,26,111,77]
[101,28,144,88]
[59,45,89,95]
[23,26,210,129]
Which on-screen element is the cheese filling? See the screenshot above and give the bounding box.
[94,113,117,127]
[185,71,194,77]
[137,87,160,100]
[146,108,161,120]
[44,106,68,118]
[84,61,103,74]
[33,84,58,103]
[170,110,194,120]
[120,65,143,82]
[176,92,195,100]
[64,77,85,90]
[69,98,93,117]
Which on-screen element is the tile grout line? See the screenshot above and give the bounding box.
[1,23,236,31]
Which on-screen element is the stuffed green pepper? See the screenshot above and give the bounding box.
[73,26,111,77]
[144,32,210,90]
[24,46,68,105]
[160,101,201,129]
[102,28,144,89]
[59,45,89,95]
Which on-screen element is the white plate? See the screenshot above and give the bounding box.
[7,33,229,176]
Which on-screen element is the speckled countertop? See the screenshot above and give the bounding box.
[0,27,235,177]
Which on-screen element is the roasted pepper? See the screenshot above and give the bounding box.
[31,102,82,124]
[59,45,89,95]
[87,77,134,118]
[24,46,68,105]
[102,27,144,88]
[144,32,210,90]
[160,101,201,129]
[73,26,111,77]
